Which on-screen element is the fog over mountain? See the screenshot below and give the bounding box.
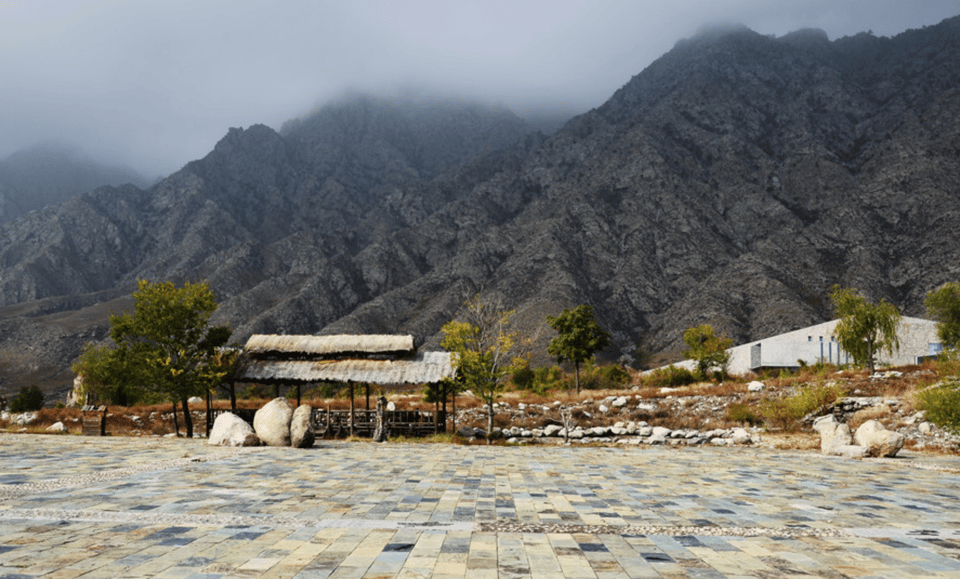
[1,16,960,399]
[0,144,150,224]
[1,1,956,177]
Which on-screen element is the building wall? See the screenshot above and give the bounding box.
[653,317,941,377]
[727,317,939,374]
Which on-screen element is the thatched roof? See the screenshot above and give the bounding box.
[237,351,455,385]
[243,334,415,358]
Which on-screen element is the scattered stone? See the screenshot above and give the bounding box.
[543,424,562,437]
[747,381,765,392]
[854,420,904,458]
[612,396,628,408]
[46,421,67,433]
[253,398,294,447]
[209,413,260,447]
[187,396,203,404]
[918,421,934,435]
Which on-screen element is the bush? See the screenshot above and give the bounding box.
[9,385,45,413]
[726,402,761,425]
[758,381,847,430]
[511,365,536,390]
[645,366,698,388]
[917,380,960,434]
[577,362,632,390]
[515,365,563,394]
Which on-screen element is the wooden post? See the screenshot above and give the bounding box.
[349,382,355,437]
[365,383,370,410]
[296,384,302,407]
[206,389,212,438]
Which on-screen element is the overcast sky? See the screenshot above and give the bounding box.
[1,0,957,178]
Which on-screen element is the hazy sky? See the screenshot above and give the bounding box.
[1,0,957,178]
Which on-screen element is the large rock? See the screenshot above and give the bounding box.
[854,420,905,458]
[209,412,260,447]
[45,421,67,433]
[813,415,866,458]
[290,404,315,448]
[253,398,294,447]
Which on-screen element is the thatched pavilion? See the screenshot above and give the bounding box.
[236,334,456,436]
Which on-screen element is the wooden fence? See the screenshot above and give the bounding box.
[209,406,445,438]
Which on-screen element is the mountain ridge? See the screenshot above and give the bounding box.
[1,17,959,397]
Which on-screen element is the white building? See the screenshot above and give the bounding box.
[662,317,942,376]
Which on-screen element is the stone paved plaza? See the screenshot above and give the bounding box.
[1,433,959,578]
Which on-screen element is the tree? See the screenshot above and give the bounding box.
[9,385,44,413]
[106,279,232,437]
[830,286,900,374]
[72,343,154,406]
[925,282,960,352]
[441,295,517,443]
[547,305,611,394]
[683,324,732,380]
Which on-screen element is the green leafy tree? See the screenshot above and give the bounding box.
[8,385,45,413]
[925,282,960,352]
[72,343,154,406]
[547,305,612,394]
[830,286,900,374]
[683,324,732,380]
[441,295,517,443]
[107,279,232,437]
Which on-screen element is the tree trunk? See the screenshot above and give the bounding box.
[441,384,448,434]
[451,389,456,435]
[172,401,179,437]
[487,400,494,445]
[575,361,581,394]
[181,396,193,438]
[205,389,212,438]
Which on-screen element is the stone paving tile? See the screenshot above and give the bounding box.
[2,433,960,577]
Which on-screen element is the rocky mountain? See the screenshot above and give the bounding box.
[0,144,150,225]
[2,17,960,398]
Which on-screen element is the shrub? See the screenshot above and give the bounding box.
[575,362,632,390]
[758,381,847,430]
[645,366,698,388]
[600,364,631,385]
[917,380,960,434]
[9,385,45,413]
[511,365,536,390]
[726,402,761,425]
[531,365,565,394]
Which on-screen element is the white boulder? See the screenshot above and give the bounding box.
[730,428,752,445]
[854,420,905,458]
[46,421,67,433]
[542,424,562,437]
[290,404,315,448]
[209,413,260,447]
[813,415,866,458]
[747,381,765,392]
[253,398,294,446]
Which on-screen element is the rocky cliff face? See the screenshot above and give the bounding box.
[2,17,959,397]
